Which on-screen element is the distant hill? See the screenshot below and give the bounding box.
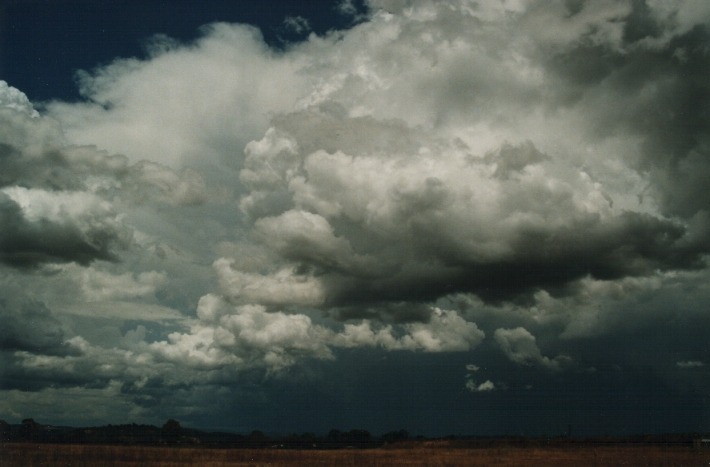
[0,419,386,448]
[0,418,246,447]
[1,419,705,450]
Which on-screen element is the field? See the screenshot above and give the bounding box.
[2,442,708,466]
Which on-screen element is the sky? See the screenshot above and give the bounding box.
[0,0,709,438]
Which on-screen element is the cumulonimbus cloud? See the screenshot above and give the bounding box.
[2,1,710,421]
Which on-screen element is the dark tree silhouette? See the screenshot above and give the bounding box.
[326,429,342,443]
[161,419,182,444]
[20,418,40,441]
[382,429,409,443]
[0,420,9,442]
[347,429,372,446]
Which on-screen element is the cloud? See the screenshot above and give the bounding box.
[60,301,183,322]
[0,81,38,117]
[334,307,485,352]
[0,295,66,354]
[0,81,211,270]
[0,286,166,393]
[494,327,571,370]
[46,24,311,169]
[151,294,336,371]
[337,0,362,18]
[76,268,167,302]
[0,82,215,394]
[0,188,130,268]
[215,259,326,308]
[0,107,208,209]
[556,269,710,340]
[397,308,485,352]
[36,0,709,358]
[126,162,208,206]
[151,296,484,372]
[283,16,311,35]
[215,0,710,322]
[254,209,381,279]
[466,379,496,393]
[236,105,703,307]
[464,363,497,392]
[677,360,704,369]
[39,1,710,312]
[0,381,152,426]
[3,0,710,432]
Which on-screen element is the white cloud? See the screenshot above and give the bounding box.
[464,362,497,393]
[677,360,704,369]
[337,0,361,17]
[399,308,485,352]
[283,16,311,35]
[334,307,484,352]
[0,81,39,117]
[466,379,496,392]
[153,296,334,371]
[47,23,311,169]
[152,296,484,372]
[2,186,113,225]
[75,267,167,301]
[59,301,183,322]
[520,1,632,51]
[128,162,208,206]
[254,209,379,276]
[334,321,400,349]
[214,258,326,307]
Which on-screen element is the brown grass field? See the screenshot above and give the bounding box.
[2,442,709,466]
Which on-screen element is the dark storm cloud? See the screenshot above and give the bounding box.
[242,111,707,308]
[0,81,208,268]
[0,142,82,191]
[0,293,88,392]
[0,107,119,192]
[534,3,710,219]
[485,142,550,180]
[329,301,433,324]
[0,295,66,354]
[0,192,126,268]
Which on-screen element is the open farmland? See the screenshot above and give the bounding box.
[2,442,708,466]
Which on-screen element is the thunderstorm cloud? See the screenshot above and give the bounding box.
[1,0,709,435]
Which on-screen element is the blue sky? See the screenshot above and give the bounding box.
[0,0,709,437]
[1,0,366,102]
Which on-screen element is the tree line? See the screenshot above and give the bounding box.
[0,418,410,448]
[2,418,706,449]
